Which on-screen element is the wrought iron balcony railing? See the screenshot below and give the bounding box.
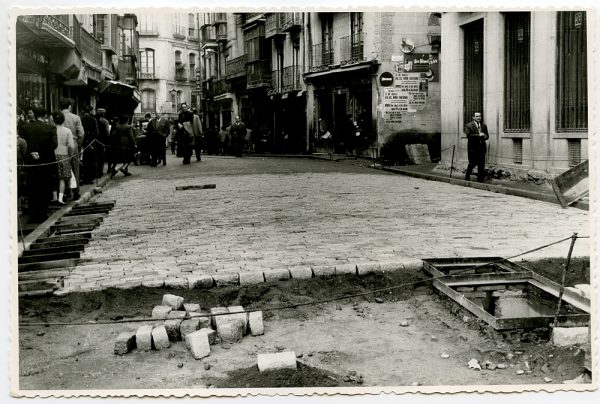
[246,60,271,89]
[340,32,365,63]
[312,40,334,69]
[225,54,247,78]
[281,12,302,31]
[265,13,286,38]
[282,65,302,92]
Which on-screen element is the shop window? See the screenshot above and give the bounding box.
[504,12,530,132]
[556,11,587,131]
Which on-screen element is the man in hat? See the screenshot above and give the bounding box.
[464,111,489,183]
[229,115,246,157]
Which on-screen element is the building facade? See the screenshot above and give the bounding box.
[135,12,201,120]
[16,13,140,117]
[197,12,441,155]
[440,11,588,174]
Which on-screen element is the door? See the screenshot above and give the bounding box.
[463,19,484,125]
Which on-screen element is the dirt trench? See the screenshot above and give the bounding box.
[17,258,590,391]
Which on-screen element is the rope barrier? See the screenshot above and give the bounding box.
[18,234,587,328]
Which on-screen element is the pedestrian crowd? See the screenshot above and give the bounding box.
[17,98,139,222]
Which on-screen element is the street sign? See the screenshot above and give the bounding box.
[379,72,394,87]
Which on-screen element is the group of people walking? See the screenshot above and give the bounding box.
[17,98,139,222]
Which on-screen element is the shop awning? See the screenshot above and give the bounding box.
[99,80,141,103]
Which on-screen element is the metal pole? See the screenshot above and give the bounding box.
[449,145,455,178]
[552,232,578,329]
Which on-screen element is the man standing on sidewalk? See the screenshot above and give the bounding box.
[60,98,84,199]
[464,111,489,183]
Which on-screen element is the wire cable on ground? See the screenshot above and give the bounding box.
[18,234,587,328]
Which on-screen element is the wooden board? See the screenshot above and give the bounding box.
[551,160,589,207]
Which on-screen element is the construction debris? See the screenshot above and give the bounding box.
[467,359,481,371]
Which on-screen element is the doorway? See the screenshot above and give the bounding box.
[463,19,484,124]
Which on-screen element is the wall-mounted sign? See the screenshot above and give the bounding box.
[391,54,404,62]
[379,72,394,87]
[399,53,440,82]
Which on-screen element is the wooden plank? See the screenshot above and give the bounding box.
[18,258,80,272]
[18,268,71,281]
[442,272,532,287]
[551,160,589,207]
[432,279,498,328]
[175,184,217,191]
[19,251,81,264]
[529,277,590,313]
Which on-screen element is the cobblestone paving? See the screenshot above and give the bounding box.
[62,156,590,292]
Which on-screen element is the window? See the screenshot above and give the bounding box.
[188,13,196,37]
[139,48,155,76]
[139,14,157,34]
[244,24,267,62]
[567,139,582,167]
[504,12,530,132]
[513,138,523,164]
[189,53,196,76]
[93,14,107,43]
[556,11,587,131]
[141,89,156,112]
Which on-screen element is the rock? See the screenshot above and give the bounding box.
[497,363,507,369]
[506,353,515,360]
[114,331,136,355]
[183,303,201,313]
[151,326,170,350]
[468,358,482,371]
[296,352,303,358]
[516,370,524,375]
[180,318,202,339]
[441,353,450,359]
[135,325,154,351]
[167,310,187,320]
[162,294,184,310]
[151,305,173,319]
[374,297,384,304]
[164,319,183,341]
[544,377,552,383]
[227,306,248,332]
[541,364,550,373]
[218,319,244,343]
[483,361,497,370]
[430,335,438,341]
[210,307,229,329]
[562,374,589,384]
[257,352,297,372]
[36,332,45,337]
[239,272,265,285]
[276,345,285,351]
[399,321,409,327]
[336,305,342,311]
[552,327,589,346]
[204,363,211,370]
[177,363,184,368]
[462,315,472,323]
[248,311,264,336]
[185,330,211,359]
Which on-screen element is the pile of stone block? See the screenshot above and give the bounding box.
[114,294,264,359]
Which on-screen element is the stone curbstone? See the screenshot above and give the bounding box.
[257,352,297,372]
[164,319,184,341]
[142,279,165,288]
[218,318,245,343]
[114,331,136,355]
[210,307,229,330]
[151,325,170,350]
[379,262,405,272]
[180,318,202,339]
[135,325,154,351]
[183,303,201,313]
[288,266,313,280]
[167,310,187,320]
[248,311,264,336]
[239,271,265,286]
[164,277,189,289]
[552,327,589,346]
[400,258,424,271]
[188,275,214,289]
[196,328,217,345]
[151,305,173,319]
[227,306,248,332]
[312,265,336,278]
[263,268,291,282]
[185,330,211,359]
[356,262,381,276]
[162,294,184,310]
[335,263,357,275]
[213,272,239,287]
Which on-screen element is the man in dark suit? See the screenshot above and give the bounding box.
[464,111,489,183]
[20,107,58,222]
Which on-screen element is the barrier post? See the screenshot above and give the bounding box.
[552,233,578,329]
[449,145,456,178]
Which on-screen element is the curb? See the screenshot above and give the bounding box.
[18,173,113,257]
[54,259,426,295]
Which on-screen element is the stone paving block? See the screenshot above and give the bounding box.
[257,352,297,372]
[239,271,265,285]
[196,327,217,345]
[164,319,183,341]
[135,325,154,351]
[552,327,589,346]
[248,311,264,336]
[180,318,202,339]
[288,266,313,280]
[263,268,291,282]
[218,318,245,343]
[183,303,201,313]
[114,331,136,355]
[356,262,381,276]
[185,330,211,359]
[335,263,357,275]
[151,305,173,319]
[312,265,336,278]
[151,326,170,350]
[379,262,404,273]
[227,306,248,331]
[164,277,189,289]
[213,272,239,287]
[162,294,184,310]
[188,274,214,289]
[210,307,229,329]
[167,310,187,320]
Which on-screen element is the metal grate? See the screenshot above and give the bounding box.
[463,19,484,125]
[513,138,523,164]
[504,12,531,132]
[568,139,582,167]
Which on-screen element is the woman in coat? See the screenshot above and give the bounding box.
[110,115,137,177]
[175,110,194,164]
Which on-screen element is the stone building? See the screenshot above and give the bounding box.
[440,11,588,175]
[15,13,140,117]
[135,12,201,119]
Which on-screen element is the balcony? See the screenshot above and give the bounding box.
[340,32,365,64]
[213,78,230,97]
[214,13,227,25]
[139,72,156,80]
[18,15,74,48]
[225,54,247,78]
[173,25,186,39]
[73,17,102,67]
[216,23,227,43]
[312,40,334,69]
[270,69,282,94]
[139,23,158,36]
[201,25,217,49]
[188,27,198,41]
[246,60,271,89]
[282,65,302,92]
[281,12,302,32]
[175,64,187,81]
[265,13,286,39]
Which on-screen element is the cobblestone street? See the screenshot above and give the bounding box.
[62,155,589,293]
